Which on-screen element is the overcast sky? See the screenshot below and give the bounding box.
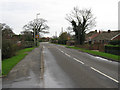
[0,0,119,37]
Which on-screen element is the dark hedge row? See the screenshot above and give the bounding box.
[109,40,120,45]
[2,40,18,60]
[105,45,120,55]
[58,40,68,45]
[2,40,34,60]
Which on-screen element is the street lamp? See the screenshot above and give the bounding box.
[36,13,40,46]
[36,13,40,19]
[34,13,40,46]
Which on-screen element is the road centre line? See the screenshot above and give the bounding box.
[58,49,71,57]
[57,48,118,83]
[60,50,64,53]
[64,53,71,57]
[73,58,84,64]
[58,48,84,64]
[90,67,119,83]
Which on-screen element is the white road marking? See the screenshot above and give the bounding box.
[57,48,118,83]
[57,48,64,53]
[90,67,119,83]
[58,48,60,50]
[65,53,71,57]
[73,58,84,64]
[60,51,64,53]
[58,49,84,64]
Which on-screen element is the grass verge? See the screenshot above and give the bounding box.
[66,46,120,61]
[2,47,36,76]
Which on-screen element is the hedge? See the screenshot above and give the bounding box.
[105,45,120,55]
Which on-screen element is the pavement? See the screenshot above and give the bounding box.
[2,42,119,89]
[2,46,43,88]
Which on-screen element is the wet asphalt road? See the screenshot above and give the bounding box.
[42,42,118,88]
[2,42,119,88]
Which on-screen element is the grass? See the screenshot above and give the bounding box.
[66,46,120,61]
[2,47,36,76]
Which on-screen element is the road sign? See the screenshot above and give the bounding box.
[35,35,39,38]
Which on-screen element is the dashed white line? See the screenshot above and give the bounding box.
[60,51,64,53]
[57,48,118,83]
[73,58,84,64]
[90,67,119,83]
[65,53,71,57]
[58,49,84,64]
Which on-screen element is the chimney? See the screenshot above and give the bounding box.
[95,30,97,33]
[108,30,111,33]
[99,30,101,33]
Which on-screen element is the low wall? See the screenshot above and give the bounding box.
[76,44,105,52]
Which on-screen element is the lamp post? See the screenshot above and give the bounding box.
[35,13,40,46]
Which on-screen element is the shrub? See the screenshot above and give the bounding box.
[105,45,120,55]
[109,40,120,45]
[58,40,67,45]
[2,40,17,60]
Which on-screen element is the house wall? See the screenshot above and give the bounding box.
[76,43,105,52]
[89,44,105,52]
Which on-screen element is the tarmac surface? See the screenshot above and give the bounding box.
[42,42,118,88]
[2,42,119,89]
[2,46,42,88]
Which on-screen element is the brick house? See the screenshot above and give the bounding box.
[86,30,120,44]
[85,30,120,51]
[111,33,120,41]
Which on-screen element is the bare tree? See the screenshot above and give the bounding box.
[66,7,96,45]
[0,23,14,39]
[23,18,49,34]
[23,18,49,45]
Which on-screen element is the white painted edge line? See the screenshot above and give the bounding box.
[73,58,84,64]
[90,67,119,83]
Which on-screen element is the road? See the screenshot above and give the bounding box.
[2,42,119,88]
[41,42,118,88]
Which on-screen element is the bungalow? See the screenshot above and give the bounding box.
[111,33,120,41]
[85,30,120,44]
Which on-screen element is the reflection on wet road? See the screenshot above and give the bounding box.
[2,43,118,88]
[42,42,118,88]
